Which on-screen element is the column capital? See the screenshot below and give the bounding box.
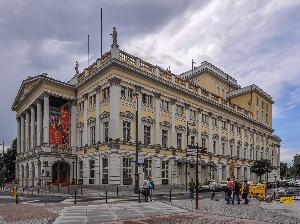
[83,93,89,100]
[170,98,177,105]
[197,108,203,113]
[134,85,142,93]
[184,103,190,110]
[154,92,161,99]
[94,85,101,93]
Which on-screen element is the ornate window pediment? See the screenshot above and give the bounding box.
[221,136,227,142]
[100,111,110,119]
[120,111,135,119]
[212,134,219,140]
[175,125,186,131]
[237,140,242,145]
[201,131,208,138]
[141,116,155,124]
[229,138,235,144]
[244,142,249,146]
[76,122,84,128]
[160,121,171,128]
[190,128,198,134]
[87,117,96,124]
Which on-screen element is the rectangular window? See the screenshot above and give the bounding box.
[123,158,132,185]
[162,129,168,148]
[222,143,225,155]
[221,121,226,129]
[79,101,84,112]
[177,133,182,150]
[202,138,206,148]
[102,158,108,184]
[201,114,207,123]
[237,126,241,134]
[160,99,169,112]
[144,125,151,146]
[212,117,217,127]
[190,136,195,146]
[121,86,133,100]
[230,124,234,132]
[89,160,95,184]
[190,109,196,120]
[161,161,169,185]
[89,95,96,108]
[102,87,110,101]
[103,121,109,142]
[142,93,153,106]
[213,141,216,154]
[123,121,131,142]
[90,126,95,145]
[175,105,184,116]
[144,159,152,178]
[79,130,83,147]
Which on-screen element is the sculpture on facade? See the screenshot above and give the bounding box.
[75,61,79,74]
[111,27,118,46]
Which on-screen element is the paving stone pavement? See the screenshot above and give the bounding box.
[53,201,187,224]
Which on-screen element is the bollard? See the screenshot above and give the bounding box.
[138,190,141,203]
[57,184,59,193]
[38,189,39,194]
[74,190,77,204]
[117,186,119,196]
[81,187,83,195]
[105,191,108,203]
[169,189,172,202]
[48,185,50,194]
[16,194,19,204]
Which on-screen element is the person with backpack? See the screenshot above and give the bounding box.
[242,179,249,204]
[149,176,155,201]
[189,178,196,199]
[225,178,233,204]
[232,180,241,204]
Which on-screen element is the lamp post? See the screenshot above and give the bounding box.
[133,91,140,194]
[1,141,5,183]
[185,121,189,191]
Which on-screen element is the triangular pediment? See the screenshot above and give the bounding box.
[12,75,42,110]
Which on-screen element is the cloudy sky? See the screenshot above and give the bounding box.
[0,0,299,163]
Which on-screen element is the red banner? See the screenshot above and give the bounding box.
[49,104,69,145]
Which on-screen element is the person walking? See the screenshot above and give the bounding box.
[225,178,233,204]
[149,176,155,201]
[232,180,241,204]
[189,178,196,199]
[143,177,150,202]
[242,179,249,204]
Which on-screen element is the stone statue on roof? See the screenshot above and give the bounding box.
[110,27,118,47]
[75,61,79,74]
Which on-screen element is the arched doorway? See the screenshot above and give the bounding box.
[52,161,70,183]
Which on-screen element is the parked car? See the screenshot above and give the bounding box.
[294,180,300,187]
[208,180,222,192]
[219,181,227,190]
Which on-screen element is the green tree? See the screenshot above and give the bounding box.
[250,159,273,181]
[0,139,17,183]
[280,162,289,179]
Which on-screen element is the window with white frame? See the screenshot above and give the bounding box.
[102,158,108,184]
[144,159,152,178]
[212,117,217,127]
[237,126,241,135]
[142,93,153,106]
[122,158,132,185]
[177,132,182,150]
[175,105,184,116]
[89,94,96,108]
[190,109,196,120]
[89,160,95,184]
[90,126,95,145]
[230,123,234,132]
[190,135,195,146]
[162,129,168,148]
[78,160,83,185]
[161,161,169,185]
[221,120,226,129]
[144,125,151,146]
[160,99,169,112]
[123,121,131,142]
[202,114,207,123]
[79,130,83,147]
[103,121,109,142]
[102,87,110,101]
[79,101,84,112]
[202,138,206,148]
[121,86,133,100]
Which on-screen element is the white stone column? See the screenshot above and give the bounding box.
[169,158,177,184]
[30,105,35,149]
[109,77,121,140]
[247,128,251,160]
[20,115,25,153]
[197,109,202,145]
[247,166,251,180]
[43,94,49,144]
[109,151,121,185]
[208,113,212,153]
[25,110,30,151]
[70,101,77,148]
[218,117,222,155]
[218,163,223,182]
[83,94,88,146]
[171,100,176,148]
[253,130,257,160]
[95,86,101,143]
[36,100,42,146]
[185,104,190,149]
[17,118,21,154]
[137,90,142,142]
[154,156,161,184]
[233,123,237,157]
[225,164,230,179]
[154,93,161,146]
[227,120,230,156]
[241,126,245,159]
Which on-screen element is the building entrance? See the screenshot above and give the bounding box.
[52,161,70,183]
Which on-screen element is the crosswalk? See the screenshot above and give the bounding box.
[53,201,186,224]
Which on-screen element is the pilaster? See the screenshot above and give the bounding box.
[109,77,121,140]
[43,94,49,144]
[25,110,30,151]
[154,93,161,146]
[36,100,42,146]
[30,105,35,149]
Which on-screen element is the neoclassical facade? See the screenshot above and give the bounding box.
[12,30,281,188]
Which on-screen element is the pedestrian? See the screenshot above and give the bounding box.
[189,178,196,199]
[143,177,150,202]
[225,178,233,204]
[242,179,249,204]
[232,180,241,204]
[211,183,216,200]
[149,176,155,201]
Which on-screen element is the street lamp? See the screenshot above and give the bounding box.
[133,91,140,194]
[185,121,195,191]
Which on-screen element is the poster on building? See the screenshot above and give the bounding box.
[49,104,69,146]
